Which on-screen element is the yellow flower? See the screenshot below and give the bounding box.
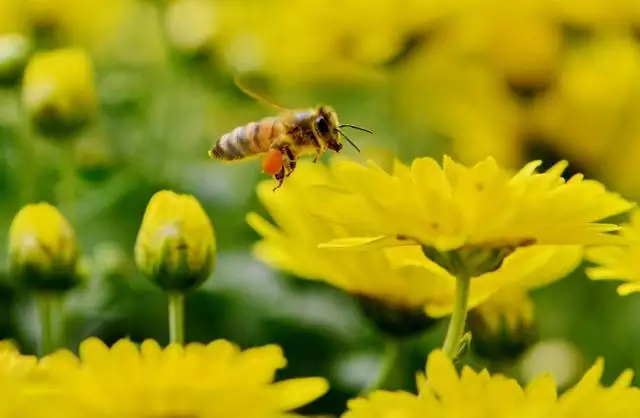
[341,349,640,418]
[135,190,216,292]
[305,156,633,254]
[24,0,135,50]
[585,209,640,295]
[38,337,329,418]
[248,161,583,337]
[22,47,97,139]
[8,202,81,292]
[0,341,42,418]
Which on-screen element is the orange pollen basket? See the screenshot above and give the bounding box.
[261,149,283,176]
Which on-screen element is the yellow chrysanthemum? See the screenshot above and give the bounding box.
[38,337,329,418]
[341,349,640,418]
[248,161,583,336]
[8,202,81,292]
[22,47,97,139]
[0,341,42,418]
[24,0,135,50]
[302,156,633,253]
[135,190,216,292]
[585,209,640,295]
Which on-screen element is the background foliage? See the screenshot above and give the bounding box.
[2,0,640,415]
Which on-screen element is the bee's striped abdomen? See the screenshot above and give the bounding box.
[210,117,285,161]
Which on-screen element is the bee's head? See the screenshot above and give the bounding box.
[313,106,341,152]
[313,106,372,154]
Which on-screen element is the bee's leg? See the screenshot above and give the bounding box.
[271,144,296,191]
[280,145,297,178]
[272,169,285,192]
[312,149,323,163]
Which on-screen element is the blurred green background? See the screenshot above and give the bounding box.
[2,0,640,415]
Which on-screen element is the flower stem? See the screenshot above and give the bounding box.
[168,292,185,344]
[58,142,77,219]
[13,90,37,204]
[361,340,400,395]
[36,293,55,356]
[442,272,471,359]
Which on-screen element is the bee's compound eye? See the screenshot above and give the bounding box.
[315,116,330,136]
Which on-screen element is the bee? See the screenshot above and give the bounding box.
[208,78,373,191]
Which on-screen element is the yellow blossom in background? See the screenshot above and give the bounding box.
[24,0,136,50]
[0,0,28,35]
[37,337,329,418]
[306,156,633,253]
[341,349,640,418]
[22,48,97,139]
[201,0,446,85]
[585,209,640,295]
[135,190,216,292]
[394,42,525,167]
[528,34,640,196]
[248,161,584,336]
[8,202,81,292]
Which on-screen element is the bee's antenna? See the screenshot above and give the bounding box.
[339,124,374,135]
[336,128,361,153]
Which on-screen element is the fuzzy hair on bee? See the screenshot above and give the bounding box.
[208,77,372,191]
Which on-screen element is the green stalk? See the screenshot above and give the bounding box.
[442,272,471,359]
[58,142,77,218]
[168,292,185,344]
[36,293,54,356]
[361,340,400,395]
[13,90,37,204]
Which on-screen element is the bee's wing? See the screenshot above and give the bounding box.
[234,75,289,112]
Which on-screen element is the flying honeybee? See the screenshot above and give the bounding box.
[208,77,373,191]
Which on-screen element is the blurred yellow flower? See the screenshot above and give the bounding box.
[24,0,135,50]
[165,0,217,56]
[135,190,216,292]
[211,0,444,85]
[22,48,97,139]
[527,34,640,199]
[585,209,640,295]
[0,342,42,418]
[8,202,81,292]
[38,337,329,418]
[341,349,640,418]
[307,156,633,254]
[248,162,583,336]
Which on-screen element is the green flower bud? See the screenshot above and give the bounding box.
[8,203,81,293]
[421,244,521,277]
[74,135,117,183]
[355,294,443,339]
[135,190,217,292]
[467,286,538,365]
[0,34,32,88]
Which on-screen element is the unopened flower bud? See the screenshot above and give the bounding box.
[74,135,117,182]
[165,0,217,59]
[0,34,32,88]
[467,286,538,364]
[8,203,81,293]
[22,48,97,140]
[135,190,216,292]
[355,295,443,339]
